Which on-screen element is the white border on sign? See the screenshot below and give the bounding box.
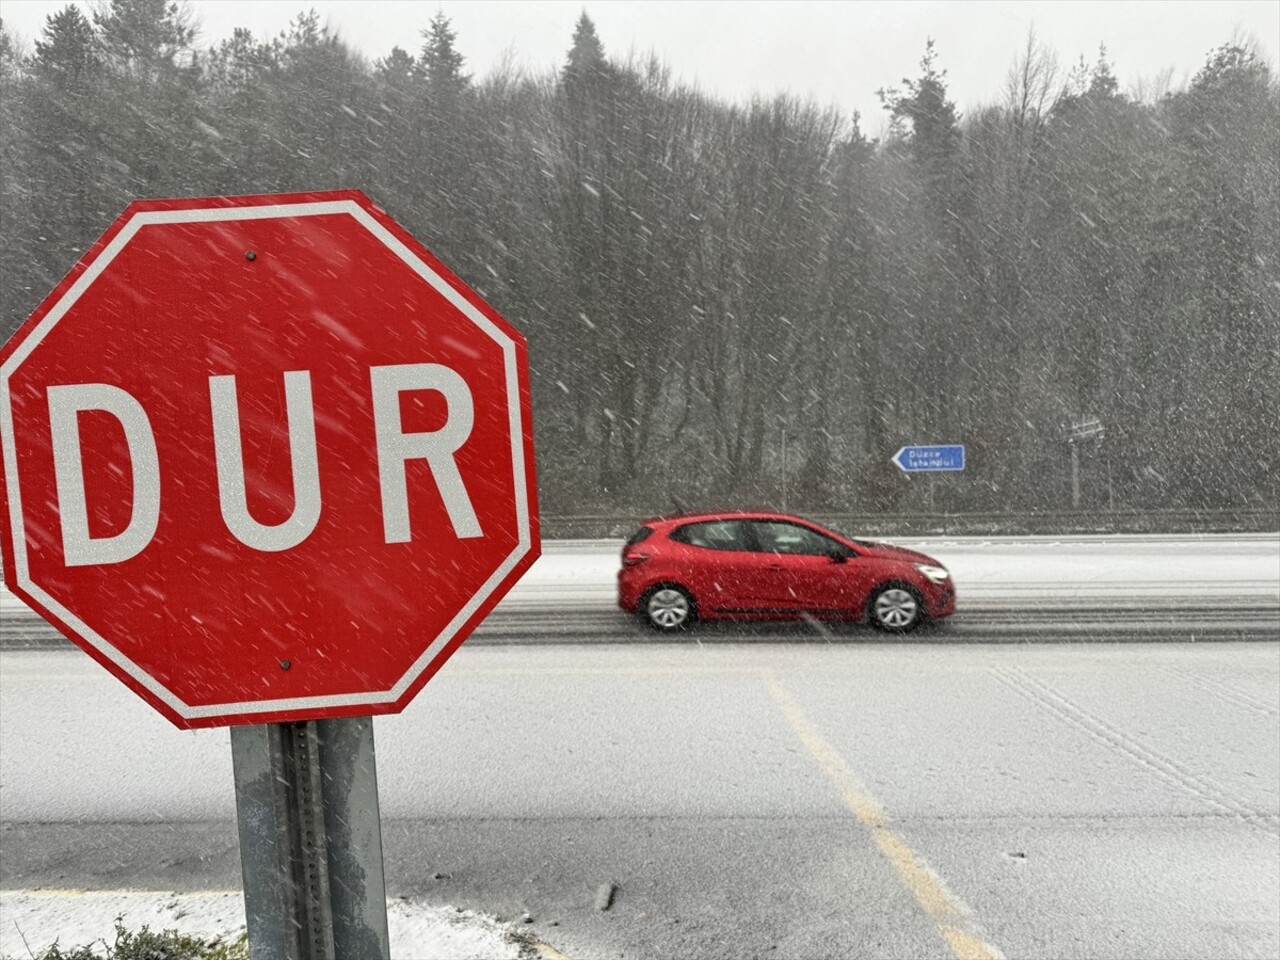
[0,200,534,723]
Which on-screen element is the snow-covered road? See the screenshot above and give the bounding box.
[3,642,1277,960]
[2,539,1276,958]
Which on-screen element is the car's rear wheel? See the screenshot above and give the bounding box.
[642,585,696,632]
[868,584,923,633]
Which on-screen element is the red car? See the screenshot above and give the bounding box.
[617,511,955,633]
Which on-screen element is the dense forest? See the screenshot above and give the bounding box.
[1,1,1277,518]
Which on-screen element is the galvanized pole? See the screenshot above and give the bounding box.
[231,717,390,960]
[315,717,390,960]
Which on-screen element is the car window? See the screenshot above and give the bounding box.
[671,520,751,551]
[624,526,653,547]
[750,521,841,556]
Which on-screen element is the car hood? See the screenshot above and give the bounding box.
[859,541,942,566]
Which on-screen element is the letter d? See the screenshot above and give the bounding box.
[47,384,160,566]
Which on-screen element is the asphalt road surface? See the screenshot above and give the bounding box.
[3,642,1278,960]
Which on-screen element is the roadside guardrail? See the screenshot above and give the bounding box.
[539,508,1280,539]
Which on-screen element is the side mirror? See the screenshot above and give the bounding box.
[827,548,850,564]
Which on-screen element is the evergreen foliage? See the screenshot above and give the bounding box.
[1,10,1276,516]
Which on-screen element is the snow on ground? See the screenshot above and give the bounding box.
[0,890,533,960]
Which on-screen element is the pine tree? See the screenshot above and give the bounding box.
[369,46,418,211]
[203,27,282,189]
[90,0,200,196]
[562,12,608,88]
[92,0,195,81]
[270,10,372,188]
[375,46,416,90]
[0,17,35,339]
[397,13,481,296]
[417,11,470,103]
[879,39,961,215]
[551,13,615,479]
[32,5,98,86]
[877,40,970,461]
[1087,45,1120,100]
[23,5,111,279]
[1166,43,1279,506]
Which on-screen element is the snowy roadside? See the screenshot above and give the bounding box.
[0,890,555,960]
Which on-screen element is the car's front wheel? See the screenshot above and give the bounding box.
[868,584,923,633]
[641,585,697,632]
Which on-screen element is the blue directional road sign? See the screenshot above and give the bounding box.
[892,445,966,472]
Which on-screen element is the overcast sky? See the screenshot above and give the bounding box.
[3,1,1276,131]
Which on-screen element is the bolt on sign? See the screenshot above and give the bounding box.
[0,191,540,729]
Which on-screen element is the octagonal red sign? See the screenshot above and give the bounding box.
[0,191,539,728]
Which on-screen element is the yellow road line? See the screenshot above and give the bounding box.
[764,672,1004,960]
[533,940,574,960]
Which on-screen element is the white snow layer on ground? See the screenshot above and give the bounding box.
[0,890,530,960]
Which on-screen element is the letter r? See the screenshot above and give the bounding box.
[370,363,482,543]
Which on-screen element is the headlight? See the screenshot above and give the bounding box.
[915,564,950,584]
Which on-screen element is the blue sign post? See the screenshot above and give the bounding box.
[892,445,966,473]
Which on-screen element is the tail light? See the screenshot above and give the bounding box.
[622,553,649,568]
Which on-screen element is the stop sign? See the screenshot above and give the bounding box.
[0,191,539,729]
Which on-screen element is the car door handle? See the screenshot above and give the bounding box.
[768,564,784,571]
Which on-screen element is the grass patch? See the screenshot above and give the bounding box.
[9,916,248,960]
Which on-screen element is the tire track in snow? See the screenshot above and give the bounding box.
[989,664,1280,837]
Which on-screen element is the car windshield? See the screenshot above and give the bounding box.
[0,3,1276,960]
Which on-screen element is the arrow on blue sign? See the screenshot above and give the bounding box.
[892,444,966,472]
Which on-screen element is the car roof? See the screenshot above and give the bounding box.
[638,510,814,528]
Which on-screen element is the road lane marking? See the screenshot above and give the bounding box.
[764,672,1004,960]
[532,941,574,960]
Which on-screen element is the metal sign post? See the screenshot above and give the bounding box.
[231,717,390,960]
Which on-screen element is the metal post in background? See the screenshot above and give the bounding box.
[231,717,389,960]
[1070,441,1080,509]
[1067,418,1103,510]
[781,427,788,512]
